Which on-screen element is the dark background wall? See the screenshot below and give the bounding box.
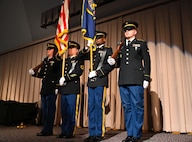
[0,0,165,54]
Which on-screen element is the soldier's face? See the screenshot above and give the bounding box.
[68,48,78,57]
[47,48,54,57]
[124,29,137,39]
[95,37,106,46]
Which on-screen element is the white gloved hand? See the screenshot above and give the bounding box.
[107,56,116,66]
[88,71,97,78]
[143,80,149,88]
[28,68,35,75]
[55,89,58,95]
[59,77,65,86]
[87,40,93,47]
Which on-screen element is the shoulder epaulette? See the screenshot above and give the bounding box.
[137,39,145,42]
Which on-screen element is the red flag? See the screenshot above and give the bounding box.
[54,0,70,55]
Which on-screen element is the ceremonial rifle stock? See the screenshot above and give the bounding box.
[33,62,43,73]
[111,40,124,59]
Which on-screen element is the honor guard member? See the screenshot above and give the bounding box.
[57,41,84,139]
[28,43,61,136]
[79,31,114,142]
[108,21,151,142]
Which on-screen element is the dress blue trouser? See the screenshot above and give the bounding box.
[119,85,144,138]
[41,94,57,133]
[60,94,77,136]
[88,86,106,137]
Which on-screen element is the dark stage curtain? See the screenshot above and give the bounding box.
[0,100,38,125]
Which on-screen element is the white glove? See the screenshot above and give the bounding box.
[55,89,58,94]
[87,40,93,47]
[107,56,116,66]
[88,70,97,78]
[143,80,149,88]
[28,68,35,75]
[59,77,65,86]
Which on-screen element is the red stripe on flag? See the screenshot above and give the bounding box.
[54,0,70,55]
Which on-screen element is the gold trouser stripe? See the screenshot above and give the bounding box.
[102,87,107,137]
[73,94,80,136]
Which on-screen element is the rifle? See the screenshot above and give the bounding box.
[33,62,43,73]
[111,39,124,59]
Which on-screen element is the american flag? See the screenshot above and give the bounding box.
[54,0,70,56]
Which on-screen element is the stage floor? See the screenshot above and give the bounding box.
[0,125,191,142]
[0,125,153,142]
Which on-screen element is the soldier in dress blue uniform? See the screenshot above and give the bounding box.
[56,41,84,139]
[108,21,151,142]
[79,31,114,142]
[28,43,61,136]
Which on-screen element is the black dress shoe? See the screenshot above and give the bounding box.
[65,135,74,138]
[122,136,133,142]
[84,136,95,142]
[94,136,103,141]
[36,132,53,136]
[124,137,138,142]
[130,137,138,142]
[56,134,65,138]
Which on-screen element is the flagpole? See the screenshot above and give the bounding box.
[62,53,66,77]
[90,45,93,71]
